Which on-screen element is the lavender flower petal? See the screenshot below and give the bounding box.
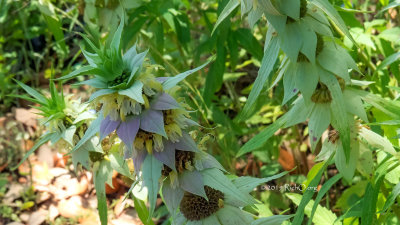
[174,132,199,152]
[153,141,176,171]
[179,170,207,199]
[140,110,167,137]
[133,149,147,172]
[151,92,180,110]
[100,116,120,140]
[116,117,140,149]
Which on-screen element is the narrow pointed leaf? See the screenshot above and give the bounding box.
[142,155,163,218]
[320,69,350,161]
[12,132,57,170]
[238,37,279,121]
[295,62,319,103]
[212,0,240,34]
[58,66,95,80]
[70,113,103,153]
[310,0,356,44]
[14,80,48,105]
[162,60,211,90]
[308,103,331,151]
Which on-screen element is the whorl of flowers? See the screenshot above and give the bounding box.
[11,79,95,169]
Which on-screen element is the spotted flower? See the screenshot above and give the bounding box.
[163,167,275,225]
[62,16,208,156]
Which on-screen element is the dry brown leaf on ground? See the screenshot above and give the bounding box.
[14,108,39,128]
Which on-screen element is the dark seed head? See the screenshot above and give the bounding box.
[180,186,224,221]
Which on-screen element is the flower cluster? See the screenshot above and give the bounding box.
[59,17,268,224]
[12,79,95,170]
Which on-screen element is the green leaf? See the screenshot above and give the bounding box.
[279,23,303,62]
[203,40,226,105]
[320,69,350,161]
[264,13,287,34]
[216,205,254,224]
[310,0,356,44]
[376,52,400,72]
[109,150,131,177]
[317,44,350,82]
[12,132,57,170]
[283,97,314,128]
[303,162,324,189]
[132,195,156,225]
[278,0,300,19]
[94,160,113,225]
[361,177,385,225]
[212,0,240,34]
[295,61,319,104]
[287,192,340,225]
[352,89,400,119]
[252,215,294,225]
[8,94,46,106]
[88,89,117,102]
[69,113,103,154]
[162,59,211,90]
[37,0,67,53]
[299,22,317,64]
[359,127,397,156]
[343,90,368,122]
[73,111,96,124]
[76,78,108,89]
[335,140,359,182]
[307,174,342,225]
[291,154,333,225]
[238,37,279,121]
[142,155,162,219]
[118,81,144,103]
[237,116,286,157]
[14,80,48,105]
[259,0,283,16]
[308,103,331,151]
[110,13,124,54]
[203,168,256,207]
[381,181,400,213]
[61,125,77,146]
[71,139,92,170]
[58,66,96,81]
[282,62,299,105]
[356,142,374,176]
[235,28,263,60]
[378,0,400,14]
